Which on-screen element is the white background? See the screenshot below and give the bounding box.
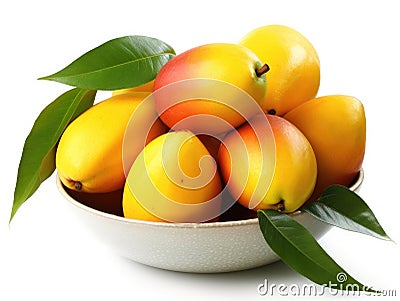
[1,0,399,300]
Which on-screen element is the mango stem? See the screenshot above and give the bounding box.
[74,181,83,191]
[271,200,285,212]
[255,64,270,77]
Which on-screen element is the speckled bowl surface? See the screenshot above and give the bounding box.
[57,170,363,273]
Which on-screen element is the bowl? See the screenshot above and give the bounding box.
[57,169,363,273]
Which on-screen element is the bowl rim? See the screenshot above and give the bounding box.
[57,168,364,229]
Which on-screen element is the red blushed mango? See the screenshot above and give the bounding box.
[218,114,317,213]
[284,95,366,200]
[153,43,269,135]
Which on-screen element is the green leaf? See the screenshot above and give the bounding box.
[302,185,391,241]
[39,36,175,90]
[10,88,96,222]
[257,209,377,292]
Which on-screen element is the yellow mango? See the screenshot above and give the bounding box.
[56,92,167,193]
[239,24,320,115]
[284,95,366,199]
[123,131,222,222]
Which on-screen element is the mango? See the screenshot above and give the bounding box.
[284,95,366,199]
[239,24,320,115]
[56,92,167,193]
[123,131,222,222]
[218,114,317,213]
[153,43,269,135]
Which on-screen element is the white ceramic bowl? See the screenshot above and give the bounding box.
[57,170,363,273]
